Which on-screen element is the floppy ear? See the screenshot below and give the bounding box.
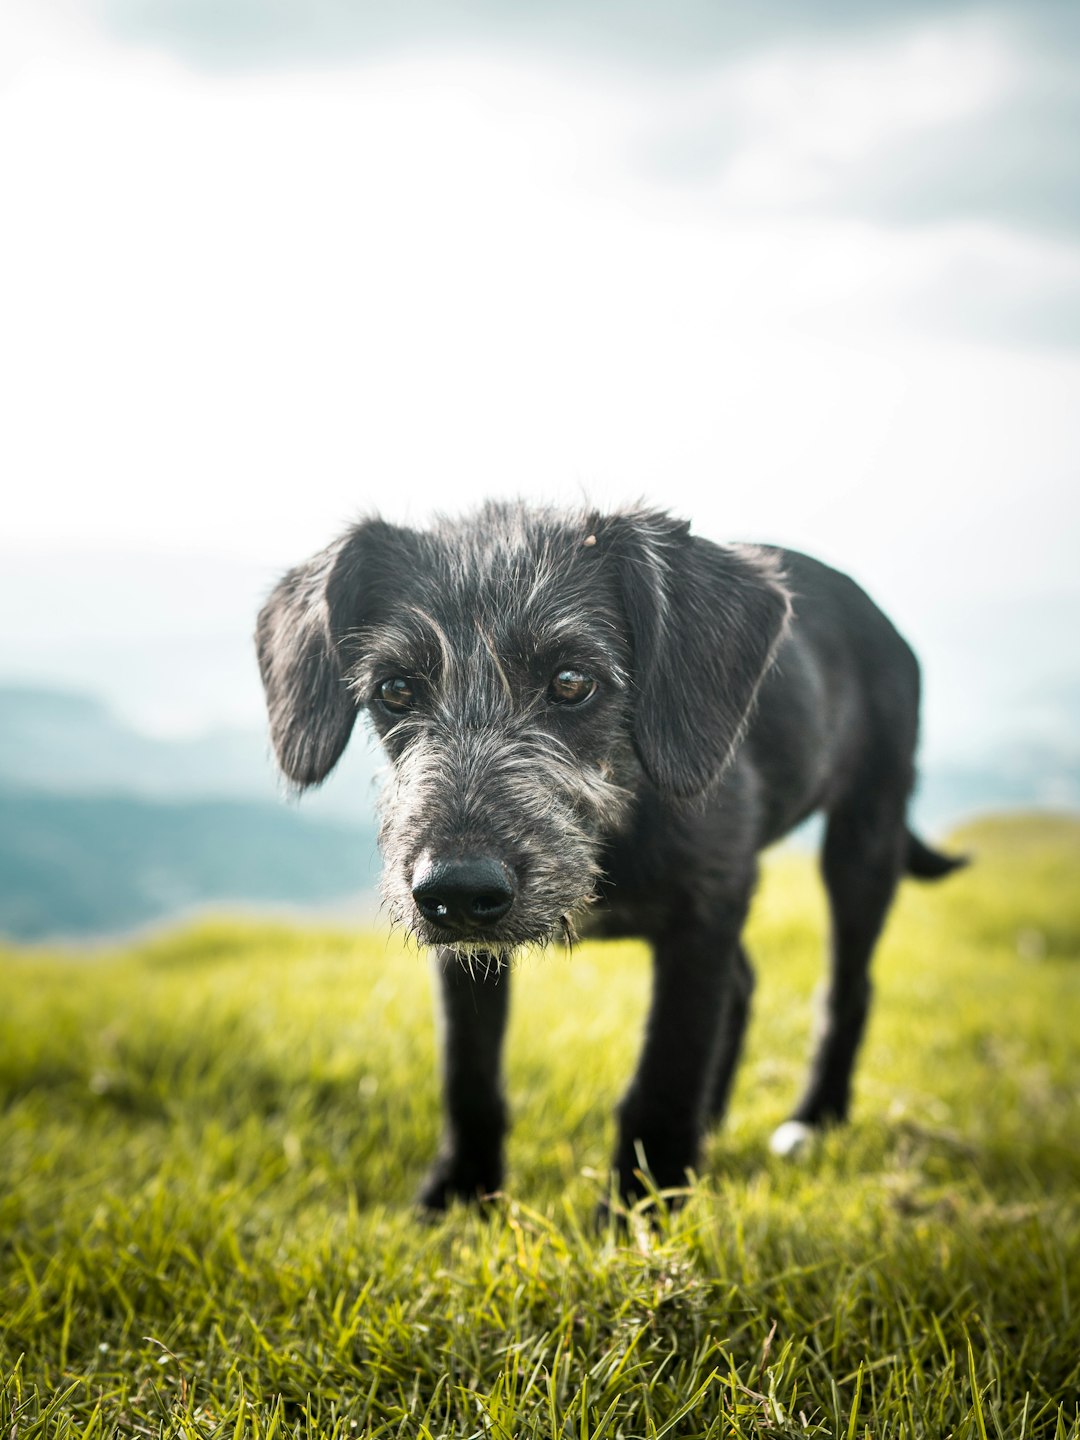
[255,519,396,788]
[608,512,791,799]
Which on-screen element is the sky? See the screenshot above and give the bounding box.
[1,0,1078,763]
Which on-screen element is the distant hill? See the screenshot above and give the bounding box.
[0,785,379,942]
[912,742,1080,834]
[0,683,381,821]
[0,686,382,941]
[0,685,272,796]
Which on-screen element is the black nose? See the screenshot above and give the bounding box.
[411,856,517,933]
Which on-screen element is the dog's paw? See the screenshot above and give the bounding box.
[415,1155,502,1215]
[768,1119,816,1158]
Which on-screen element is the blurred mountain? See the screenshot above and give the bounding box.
[0,786,379,942]
[0,686,382,941]
[912,671,1080,833]
[0,685,271,796]
[0,683,382,821]
[913,743,1080,835]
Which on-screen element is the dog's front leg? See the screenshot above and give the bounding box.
[417,951,510,1211]
[614,921,739,1205]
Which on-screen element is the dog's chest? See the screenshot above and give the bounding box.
[578,889,679,942]
[580,804,690,941]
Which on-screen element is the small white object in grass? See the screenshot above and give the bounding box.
[769,1119,815,1157]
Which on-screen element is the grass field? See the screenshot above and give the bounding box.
[2,813,1078,1438]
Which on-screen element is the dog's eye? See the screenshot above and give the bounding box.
[547,669,596,706]
[376,677,416,714]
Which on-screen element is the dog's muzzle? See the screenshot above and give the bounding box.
[410,854,518,937]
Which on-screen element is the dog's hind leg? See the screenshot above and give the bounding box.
[771,791,907,1156]
[706,943,755,1125]
[417,953,510,1211]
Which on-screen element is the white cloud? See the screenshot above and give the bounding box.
[0,22,1077,748]
[640,21,1014,206]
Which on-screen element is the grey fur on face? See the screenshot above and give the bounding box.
[282,504,647,958]
[375,708,635,955]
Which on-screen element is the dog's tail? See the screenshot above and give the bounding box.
[905,828,969,881]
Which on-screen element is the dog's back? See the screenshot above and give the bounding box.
[744,548,921,850]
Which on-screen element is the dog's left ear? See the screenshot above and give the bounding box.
[255,518,409,788]
[607,512,791,799]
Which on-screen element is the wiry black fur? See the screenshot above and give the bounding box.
[256,502,965,1209]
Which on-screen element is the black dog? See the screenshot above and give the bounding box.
[256,503,963,1208]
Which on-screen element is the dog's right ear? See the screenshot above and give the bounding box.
[255,519,401,788]
[605,510,791,799]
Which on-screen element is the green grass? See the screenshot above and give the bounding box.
[2,813,1079,1438]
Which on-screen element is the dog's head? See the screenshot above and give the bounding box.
[256,504,790,956]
